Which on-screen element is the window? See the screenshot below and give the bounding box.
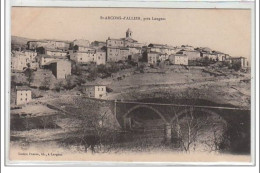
[98,88,99,91]
[101,88,103,91]
[20,98,22,101]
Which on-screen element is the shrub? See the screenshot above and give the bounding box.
[232,63,241,71]
[39,77,51,90]
[24,68,35,85]
[106,87,113,93]
[64,75,77,90]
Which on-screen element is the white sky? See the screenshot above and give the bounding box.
[12,7,251,59]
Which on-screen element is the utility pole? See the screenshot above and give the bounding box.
[114,99,117,118]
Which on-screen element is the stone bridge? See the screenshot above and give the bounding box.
[113,100,250,145]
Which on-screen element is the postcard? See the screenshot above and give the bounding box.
[7,6,254,165]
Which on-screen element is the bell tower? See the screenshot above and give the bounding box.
[126,28,132,38]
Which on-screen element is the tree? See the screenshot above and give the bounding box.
[62,100,118,153]
[39,76,51,90]
[172,107,227,153]
[54,80,64,92]
[202,56,210,66]
[71,62,83,75]
[24,68,34,86]
[64,75,77,90]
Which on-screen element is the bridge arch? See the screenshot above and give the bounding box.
[170,107,224,124]
[122,104,168,125]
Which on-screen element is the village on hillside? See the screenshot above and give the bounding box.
[11,28,249,106]
[9,26,252,157]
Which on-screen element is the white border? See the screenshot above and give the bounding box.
[2,0,258,168]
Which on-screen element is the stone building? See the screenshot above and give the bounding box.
[11,50,39,72]
[27,40,48,50]
[212,51,226,61]
[201,52,218,61]
[178,50,201,61]
[70,51,96,64]
[37,47,68,57]
[73,45,96,52]
[147,43,175,55]
[29,62,39,70]
[106,28,143,62]
[107,47,130,62]
[45,40,70,50]
[169,54,188,65]
[27,40,70,51]
[11,56,27,72]
[147,52,159,65]
[228,57,248,68]
[12,50,38,62]
[16,86,32,105]
[49,60,71,79]
[38,55,57,67]
[84,84,107,99]
[95,51,106,65]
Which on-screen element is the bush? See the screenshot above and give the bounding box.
[106,87,113,93]
[64,75,77,90]
[87,69,98,81]
[39,77,51,90]
[39,86,50,90]
[127,60,137,67]
[24,68,35,85]
[232,63,241,71]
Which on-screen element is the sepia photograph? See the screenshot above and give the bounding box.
[8,6,253,164]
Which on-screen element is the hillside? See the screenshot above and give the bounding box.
[11,35,32,50]
[11,36,72,50]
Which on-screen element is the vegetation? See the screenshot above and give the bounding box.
[24,68,35,86]
[172,107,227,153]
[39,76,51,90]
[231,62,242,71]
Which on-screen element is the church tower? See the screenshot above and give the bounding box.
[126,28,133,39]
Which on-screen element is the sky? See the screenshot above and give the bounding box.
[12,7,251,59]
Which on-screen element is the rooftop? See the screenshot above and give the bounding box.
[212,50,224,54]
[82,83,106,87]
[16,86,31,91]
[229,56,246,59]
[172,53,187,56]
[148,43,174,49]
[44,48,68,52]
[74,50,96,53]
[37,54,68,59]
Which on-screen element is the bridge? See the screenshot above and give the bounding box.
[112,100,250,148]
